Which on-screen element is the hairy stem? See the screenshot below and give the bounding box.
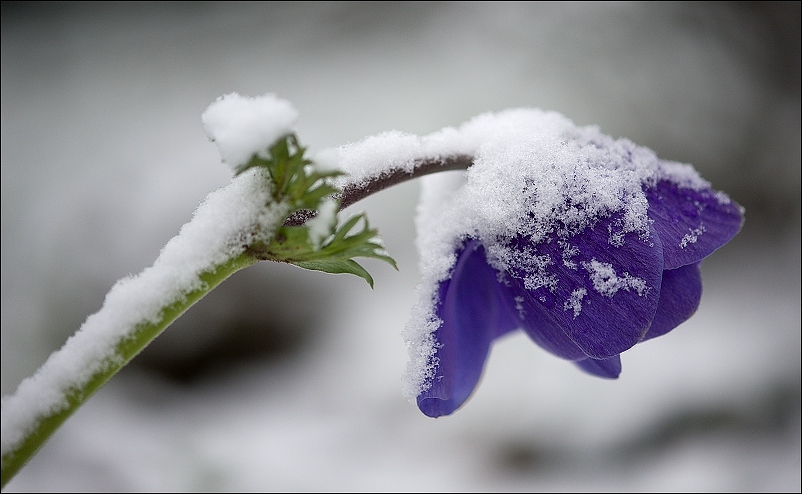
[285,154,473,226]
[339,155,473,209]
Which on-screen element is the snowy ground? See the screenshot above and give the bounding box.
[2,3,799,492]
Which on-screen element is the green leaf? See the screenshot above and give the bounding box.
[290,259,375,288]
[230,133,397,286]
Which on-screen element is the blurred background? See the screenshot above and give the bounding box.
[2,2,799,491]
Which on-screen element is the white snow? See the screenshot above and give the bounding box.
[331,108,711,399]
[564,288,587,318]
[680,225,706,249]
[3,4,797,492]
[0,169,287,459]
[202,93,299,172]
[0,101,731,465]
[582,259,649,298]
[332,126,474,192]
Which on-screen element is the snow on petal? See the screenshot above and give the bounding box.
[415,241,517,417]
[500,216,664,360]
[369,107,744,400]
[646,180,744,269]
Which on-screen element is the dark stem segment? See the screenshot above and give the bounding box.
[284,154,474,226]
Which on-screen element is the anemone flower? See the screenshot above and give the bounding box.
[403,109,744,418]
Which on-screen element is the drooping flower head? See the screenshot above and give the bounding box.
[402,109,744,417]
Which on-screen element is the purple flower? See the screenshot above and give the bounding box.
[406,114,745,417]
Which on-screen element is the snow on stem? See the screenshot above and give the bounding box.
[0,128,470,489]
[0,252,256,487]
[16,96,729,484]
[0,163,287,488]
[0,151,469,487]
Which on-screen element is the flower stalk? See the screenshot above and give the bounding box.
[284,154,473,226]
[1,252,256,487]
[1,130,427,488]
[1,97,744,487]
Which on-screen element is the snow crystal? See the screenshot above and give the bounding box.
[559,240,580,270]
[328,108,707,398]
[1,169,286,458]
[680,225,706,249]
[564,288,587,318]
[333,126,473,191]
[486,243,558,292]
[202,93,299,172]
[582,259,649,298]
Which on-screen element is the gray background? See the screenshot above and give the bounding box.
[2,2,799,491]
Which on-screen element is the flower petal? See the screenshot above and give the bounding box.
[574,355,622,378]
[501,214,664,359]
[500,281,589,360]
[646,180,744,269]
[417,240,518,417]
[643,262,703,341]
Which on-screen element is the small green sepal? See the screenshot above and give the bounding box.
[242,134,397,286]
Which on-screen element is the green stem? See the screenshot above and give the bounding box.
[1,152,474,489]
[0,252,257,488]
